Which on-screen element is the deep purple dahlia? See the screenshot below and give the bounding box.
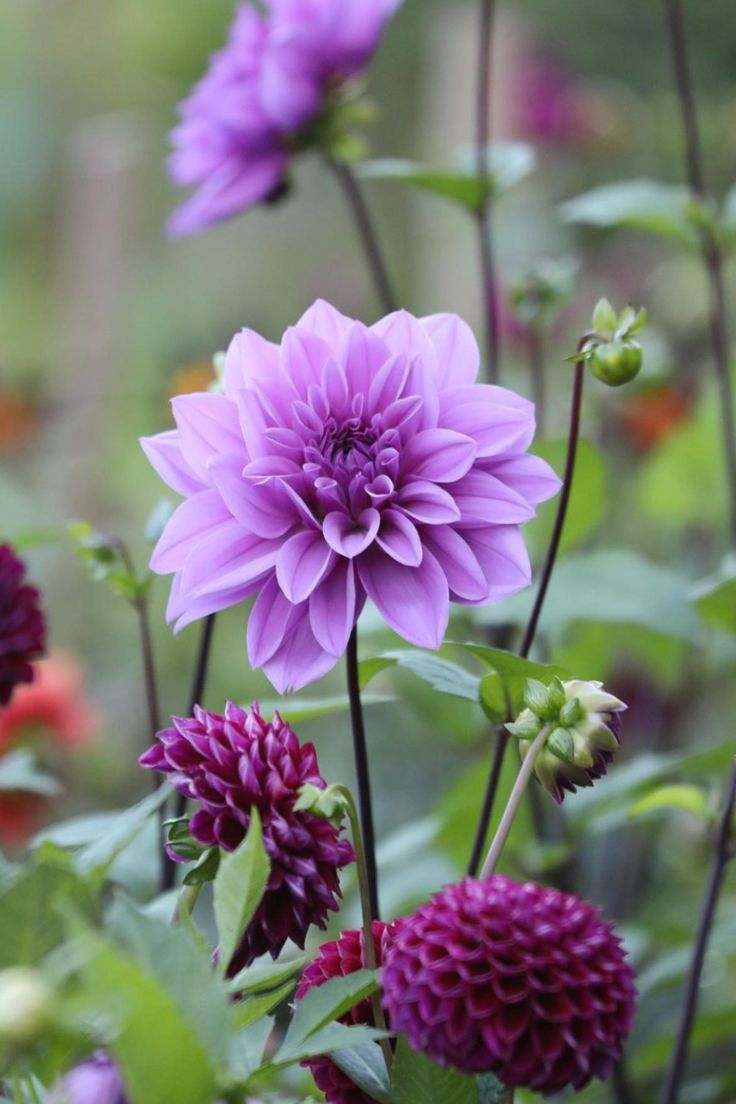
[0,543,46,707]
[142,302,559,692]
[294,921,399,1104]
[140,701,353,972]
[168,0,402,235]
[381,876,636,1097]
[48,1053,127,1104]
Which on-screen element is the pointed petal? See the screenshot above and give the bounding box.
[309,559,357,655]
[339,322,391,396]
[420,313,480,388]
[140,431,204,496]
[323,509,380,558]
[401,429,477,484]
[375,508,423,566]
[440,386,536,457]
[452,470,536,525]
[359,549,449,648]
[150,491,231,574]
[223,327,280,397]
[462,525,532,602]
[172,393,244,480]
[261,607,340,693]
[166,153,286,238]
[182,525,280,597]
[281,325,332,397]
[246,575,296,667]
[276,531,335,603]
[397,480,462,525]
[421,526,488,601]
[488,453,562,505]
[296,299,354,344]
[209,456,296,538]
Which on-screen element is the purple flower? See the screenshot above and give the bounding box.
[48,1053,127,1104]
[140,701,354,972]
[381,876,637,1096]
[0,544,46,707]
[168,0,402,236]
[142,302,559,692]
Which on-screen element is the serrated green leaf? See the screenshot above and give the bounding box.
[276,1023,390,1067]
[561,178,698,247]
[391,1037,478,1104]
[331,1043,392,1104]
[213,808,270,974]
[280,969,379,1058]
[227,954,306,995]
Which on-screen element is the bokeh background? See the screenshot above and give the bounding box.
[2,2,736,1100]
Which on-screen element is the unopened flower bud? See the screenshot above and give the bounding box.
[589,339,643,387]
[508,679,626,803]
[0,967,52,1044]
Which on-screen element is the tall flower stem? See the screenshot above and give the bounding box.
[117,543,161,750]
[335,783,392,1072]
[475,0,500,382]
[331,160,398,315]
[662,0,736,543]
[162,613,218,890]
[346,627,380,921]
[467,355,587,876]
[480,725,549,879]
[660,758,736,1103]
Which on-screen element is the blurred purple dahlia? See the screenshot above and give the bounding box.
[48,1053,127,1104]
[0,544,46,706]
[168,0,402,235]
[295,921,399,1104]
[140,701,353,972]
[381,876,636,1097]
[142,302,559,692]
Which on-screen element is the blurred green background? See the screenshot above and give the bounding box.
[2,1,736,1100]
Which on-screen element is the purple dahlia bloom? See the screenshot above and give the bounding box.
[0,543,46,706]
[142,301,560,692]
[168,0,402,236]
[140,701,354,972]
[294,921,400,1104]
[381,876,637,1097]
[48,1053,127,1104]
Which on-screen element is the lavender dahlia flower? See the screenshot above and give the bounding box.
[381,876,636,1097]
[294,921,399,1104]
[140,701,353,972]
[48,1053,127,1104]
[168,0,402,236]
[0,543,46,706]
[142,302,559,692]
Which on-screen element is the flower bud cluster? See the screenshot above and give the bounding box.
[507,677,626,803]
[582,298,647,386]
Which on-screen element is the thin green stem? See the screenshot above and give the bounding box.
[480,725,549,879]
[346,628,380,920]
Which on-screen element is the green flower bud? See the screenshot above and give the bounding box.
[589,339,643,387]
[0,968,52,1044]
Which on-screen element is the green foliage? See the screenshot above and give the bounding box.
[692,557,736,632]
[561,178,699,247]
[360,649,481,702]
[212,809,270,975]
[391,1038,479,1104]
[256,692,393,723]
[331,1043,392,1104]
[68,522,150,605]
[452,644,568,717]
[0,751,60,797]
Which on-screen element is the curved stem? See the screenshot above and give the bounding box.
[480,725,549,879]
[475,0,500,382]
[346,627,380,921]
[331,160,397,315]
[660,758,736,1103]
[135,597,161,741]
[467,354,586,876]
[663,0,736,544]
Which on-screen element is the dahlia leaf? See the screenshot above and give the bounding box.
[331,1042,393,1104]
[560,178,698,247]
[628,783,713,823]
[391,1038,478,1104]
[228,1016,275,1083]
[280,968,380,1055]
[213,808,270,976]
[226,955,306,996]
[359,649,480,702]
[275,1022,390,1068]
[0,749,61,797]
[257,692,393,723]
[74,783,172,880]
[232,979,299,1029]
[452,643,568,717]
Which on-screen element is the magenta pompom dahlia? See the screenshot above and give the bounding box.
[142,302,559,692]
[168,0,402,236]
[381,876,636,1097]
[140,701,353,972]
[0,544,46,707]
[295,921,399,1104]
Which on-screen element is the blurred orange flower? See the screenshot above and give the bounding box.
[168,359,216,400]
[0,389,40,455]
[617,386,692,452]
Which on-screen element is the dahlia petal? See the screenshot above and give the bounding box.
[209,456,296,538]
[150,491,232,574]
[281,326,333,397]
[367,353,410,414]
[297,299,354,344]
[166,153,287,238]
[401,429,477,484]
[260,40,322,130]
[488,453,562,506]
[339,323,392,397]
[140,431,204,496]
[235,388,277,459]
[375,508,423,566]
[451,470,536,526]
[440,389,535,458]
[168,577,257,632]
[461,526,532,602]
[276,531,335,603]
[397,480,461,524]
[262,606,339,693]
[309,559,358,656]
[172,393,244,480]
[359,548,449,649]
[420,312,480,388]
[247,575,296,667]
[223,327,281,397]
[421,526,488,601]
[182,525,280,597]
[323,509,380,558]
[371,309,438,368]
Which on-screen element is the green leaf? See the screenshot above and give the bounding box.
[0,859,96,969]
[356,143,534,214]
[560,178,698,247]
[0,750,61,796]
[276,1023,390,1067]
[226,954,306,995]
[391,1037,478,1104]
[73,784,172,878]
[451,644,567,717]
[524,439,608,559]
[255,692,392,724]
[692,557,736,632]
[331,1043,392,1104]
[213,808,270,974]
[279,969,379,1059]
[75,937,218,1104]
[360,649,481,702]
[628,783,713,822]
[476,550,700,642]
[232,978,297,1029]
[228,1017,275,1082]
